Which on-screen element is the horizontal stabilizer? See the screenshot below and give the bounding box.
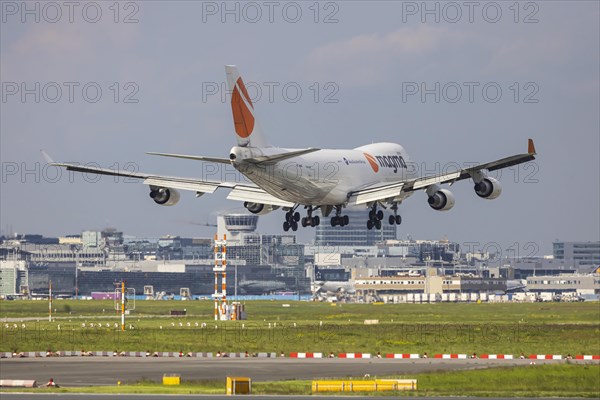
[246,148,320,164]
[146,152,231,164]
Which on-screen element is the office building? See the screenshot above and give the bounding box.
[553,241,600,266]
[315,208,396,246]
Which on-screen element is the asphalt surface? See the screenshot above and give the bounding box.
[0,357,572,387]
[0,396,592,400]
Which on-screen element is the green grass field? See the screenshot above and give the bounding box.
[1,300,599,355]
[2,365,599,397]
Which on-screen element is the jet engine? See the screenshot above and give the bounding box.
[244,202,279,215]
[149,187,180,206]
[428,189,455,211]
[474,177,502,199]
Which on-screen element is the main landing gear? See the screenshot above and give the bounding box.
[367,204,383,230]
[284,206,322,231]
[367,203,402,230]
[388,202,402,225]
[283,208,300,232]
[301,206,320,227]
[330,206,349,227]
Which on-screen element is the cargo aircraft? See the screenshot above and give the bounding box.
[44,66,537,232]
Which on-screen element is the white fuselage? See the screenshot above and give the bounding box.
[231,142,419,206]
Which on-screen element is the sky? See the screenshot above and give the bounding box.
[1,1,599,257]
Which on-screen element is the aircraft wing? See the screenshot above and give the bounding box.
[406,138,537,191]
[226,186,293,207]
[347,139,536,205]
[347,182,405,205]
[43,152,293,208]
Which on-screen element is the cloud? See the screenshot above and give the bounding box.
[301,25,464,86]
[1,22,140,80]
[483,35,569,77]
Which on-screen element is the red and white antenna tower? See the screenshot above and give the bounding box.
[212,234,228,320]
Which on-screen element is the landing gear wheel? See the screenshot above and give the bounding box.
[331,217,338,227]
[310,218,316,227]
[376,210,384,220]
[301,217,308,227]
[375,219,382,230]
[294,212,300,222]
[369,210,375,220]
[343,215,349,226]
[389,215,396,225]
[395,215,402,225]
[314,216,320,226]
[367,220,373,230]
[291,221,298,231]
[283,221,290,232]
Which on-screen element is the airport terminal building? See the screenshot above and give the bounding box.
[2,222,598,302]
[0,213,309,298]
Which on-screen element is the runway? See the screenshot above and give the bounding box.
[0,357,569,387]
[0,395,591,400]
[0,396,591,400]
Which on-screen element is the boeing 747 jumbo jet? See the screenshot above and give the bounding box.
[45,66,537,232]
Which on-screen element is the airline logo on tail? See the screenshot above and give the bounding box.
[231,77,255,138]
[226,65,269,147]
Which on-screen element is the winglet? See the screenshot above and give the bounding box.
[527,138,536,155]
[40,150,54,164]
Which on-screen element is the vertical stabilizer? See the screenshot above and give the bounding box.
[225,65,270,147]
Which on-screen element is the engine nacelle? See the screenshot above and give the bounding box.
[474,177,502,200]
[428,189,455,211]
[149,187,180,206]
[244,201,279,215]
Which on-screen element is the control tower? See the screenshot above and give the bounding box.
[217,213,258,245]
